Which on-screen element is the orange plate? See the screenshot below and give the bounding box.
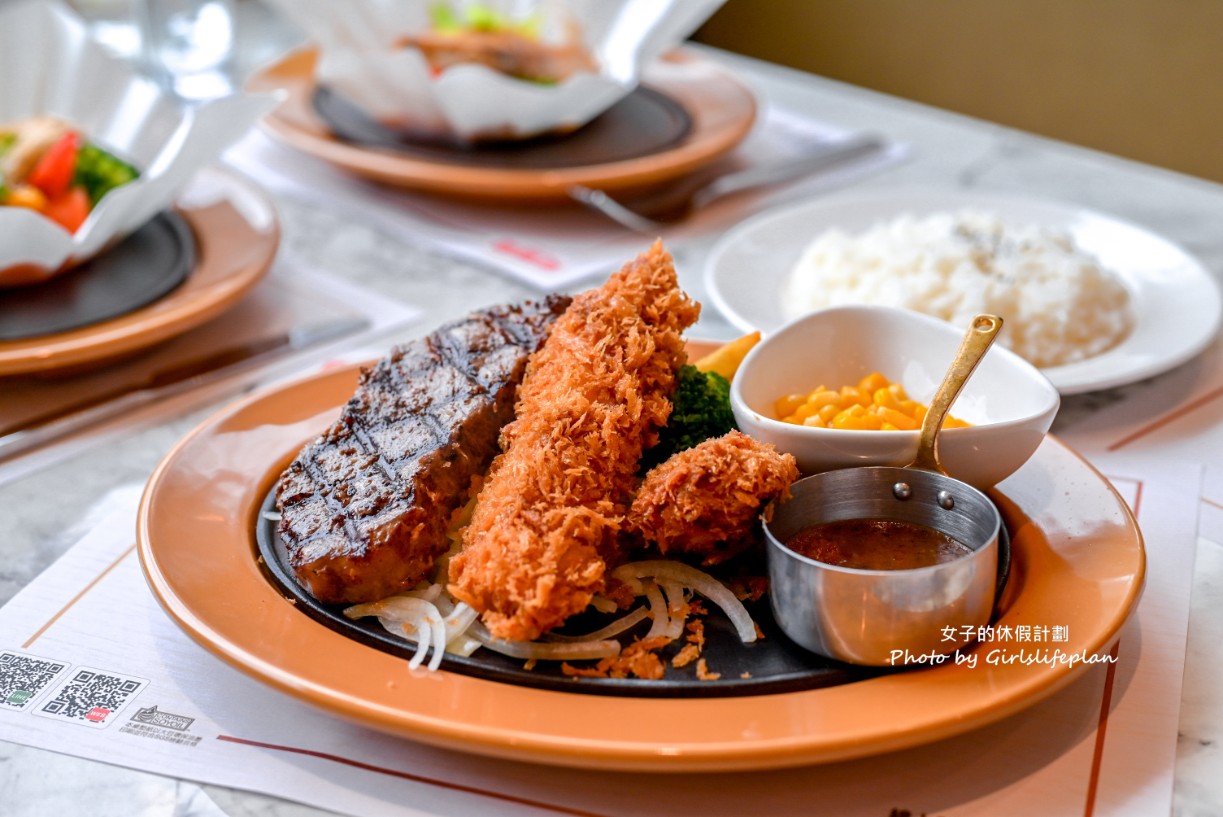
[245,48,757,201]
[137,358,1145,772]
[0,167,279,376]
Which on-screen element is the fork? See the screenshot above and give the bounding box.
[569,134,887,232]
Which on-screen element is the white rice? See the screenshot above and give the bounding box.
[783,209,1134,368]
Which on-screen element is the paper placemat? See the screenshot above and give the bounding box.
[222,105,908,289]
[0,257,420,484]
[0,450,1197,817]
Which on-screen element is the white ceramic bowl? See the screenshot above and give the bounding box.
[730,306,1060,489]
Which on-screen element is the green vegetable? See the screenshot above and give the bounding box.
[428,2,541,37]
[0,131,15,156]
[465,4,503,31]
[643,364,738,469]
[72,143,139,206]
[429,3,463,33]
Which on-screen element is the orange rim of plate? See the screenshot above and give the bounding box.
[245,48,758,201]
[137,359,1145,773]
[0,167,280,376]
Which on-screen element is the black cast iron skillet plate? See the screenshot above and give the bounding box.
[0,212,196,341]
[255,487,1012,699]
[312,84,693,170]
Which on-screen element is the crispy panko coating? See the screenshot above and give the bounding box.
[448,242,700,641]
[628,430,799,565]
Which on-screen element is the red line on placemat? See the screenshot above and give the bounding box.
[1083,640,1123,817]
[1107,383,1223,451]
[1203,495,1223,512]
[216,735,615,817]
[23,544,136,649]
[492,239,561,271]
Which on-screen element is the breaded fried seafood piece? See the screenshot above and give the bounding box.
[448,242,700,641]
[628,430,799,565]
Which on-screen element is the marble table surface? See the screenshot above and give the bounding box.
[3,21,1222,817]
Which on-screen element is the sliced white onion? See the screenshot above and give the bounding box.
[446,635,484,657]
[611,561,758,644]
[344,595,448,671]
[423,609,448,671]
[469,622,621,661]
[660,581,688,614]
[442,602,479,647]
[543,606,650,643]
[343,595,431,622]
[405,621,432,670]
[397,584,444,603]
[641,579,674,640]
[588,595,620,614]
[656,582,687,640]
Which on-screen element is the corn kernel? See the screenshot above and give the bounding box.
[6,184,47,210]
[877,406,918,430]
[775,393,808,417]
[776,372,968,431]
[873,387,901,411]
[858,372,889,393]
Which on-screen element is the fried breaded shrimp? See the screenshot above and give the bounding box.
[628,430,799,565]
[448,242,700,641]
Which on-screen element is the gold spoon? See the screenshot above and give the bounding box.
[908,314,1004,476]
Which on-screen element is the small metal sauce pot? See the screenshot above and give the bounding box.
[765,315,1006,667]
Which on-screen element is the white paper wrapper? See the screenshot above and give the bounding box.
[0,1,279,287]
[264,0,725,143]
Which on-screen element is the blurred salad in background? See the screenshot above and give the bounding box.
[0,116,139,233]
[397,1,595,84]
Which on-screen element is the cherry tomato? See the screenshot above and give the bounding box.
[42,186,90,233]
[27,131,80,199]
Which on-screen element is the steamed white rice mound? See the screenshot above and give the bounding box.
[783,210,1134,368]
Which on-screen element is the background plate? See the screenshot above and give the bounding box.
[705,187,1223,394]
[313,84,693,170]
[0,166,279,376]
[0,212,195,341]
[138,356,1144,772]
[246,48,757,201]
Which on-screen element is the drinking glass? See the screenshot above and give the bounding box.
[136,0,235,101]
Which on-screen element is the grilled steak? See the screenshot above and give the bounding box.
[275,295,571,605]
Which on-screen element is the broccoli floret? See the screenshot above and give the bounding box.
[73,143,139,206]
[643,364,738,468]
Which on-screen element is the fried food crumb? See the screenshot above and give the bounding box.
[672,643,701,668]
[740,672,752,679]
[686,617,706,650]
[696,658,721,681]
[561,636,673,680]
[728,576,768,603]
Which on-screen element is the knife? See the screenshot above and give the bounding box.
[0,315,370,457]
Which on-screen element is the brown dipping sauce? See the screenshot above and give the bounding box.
[784,518,973,571]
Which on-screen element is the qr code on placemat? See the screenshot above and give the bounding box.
[0,651,69,710]
[33,666,149,728]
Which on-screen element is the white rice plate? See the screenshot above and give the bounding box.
[783,209,1134,368]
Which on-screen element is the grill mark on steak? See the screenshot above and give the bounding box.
[275,295,572,605]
